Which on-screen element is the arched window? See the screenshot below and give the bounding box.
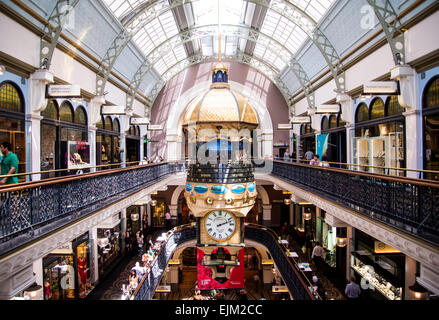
[370,98,385,120]
[0,82,23,112]
[356,103,369,123]
[424,77,439,109]
[74,106,87,125]
[105,116,113,131]
[41,100,59,120]
[386,96,404,116]
[329,115,338,128]
[96,116,104,129]
[321,117,329,131]
[113,118,120,133]
[59,101,74,122]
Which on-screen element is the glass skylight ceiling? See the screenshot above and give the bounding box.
[103,0,337,92]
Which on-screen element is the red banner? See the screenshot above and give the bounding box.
[197,247,245,290]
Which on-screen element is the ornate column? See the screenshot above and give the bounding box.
[120,208,127,254]
[166,131,180,161]
[262,204,272,226]
[89,227,99,284]
[120,113,132,167]
[169,204,178,227]
[89,96,106,172]
[261,130,273,159]
[337,93,354,169]
[391,65,422,178]
[27,69,54,181]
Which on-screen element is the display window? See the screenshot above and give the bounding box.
[316,212,337,268]
[97,225,122,278]
[43,232,91,300]
[152,199,167,227]
[319,115,347,167]
[351,229,405,300]
[423,76,439,180]
[299,123,315,160]
[0,81,26,182]
[96,116,121,169]
[41,100,89,177]
[353,97,405,176]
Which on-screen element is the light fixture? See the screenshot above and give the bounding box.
[131,213,139,221]
[284,198,292,205]
[150,200,157,207]
[0,65,5,76]
[409,281,428,300]
[336,227,347,247]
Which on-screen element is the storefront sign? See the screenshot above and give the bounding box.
[46,84,81,98]
[277,124,292,130]
[363,81,398,94]
[155,285,171,293]
[130,117,150,125]
[374,241,401,254]
[68,141,91,169]
[101,105,126,115]
[316,105,340,114]
[51,242,73,254]
[291,116,311,124]
[148,124,163,131]
[273,143,288,147]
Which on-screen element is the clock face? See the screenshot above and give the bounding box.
[204,211,236,241]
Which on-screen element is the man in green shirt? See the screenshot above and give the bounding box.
[0,142,19,185]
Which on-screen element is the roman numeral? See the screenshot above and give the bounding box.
[218,212,222,216]
[218,234,222,239]
[213,213,217,217]
[228,218,233,222]
[206,223,211,227]
[212,232,216,237]
[208,228,212,233]
[228,229,233,233]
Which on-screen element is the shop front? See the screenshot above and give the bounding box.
[422,75,439,180]
[152,199,167,227]
[319,115,347,167]
[42,232,92,300]
[97,219,122,279]
[126,125,140,164]
[352,97,405,176]
[96,116,121,170]
[315,210,337,270]
[350,229,405,300]
[0,80,26,182]
[299,123,315,161]
[40,100,89,177]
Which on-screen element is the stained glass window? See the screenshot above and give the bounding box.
[370,98,385,120]
[42,100,58,120]
[356,103,369,123]
[425,77,439,109]
[105,116,113,131]
[74,106,87,125]
[59,101,74,122]
[386,96,404,116]
[113,118,120,133]
[0,82,23,112]
[321,117,329,131]
[329,115,338,128]
[96,116,104,129]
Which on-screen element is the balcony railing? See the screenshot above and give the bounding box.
[131,224,318,300]
[0,161,188,255]
[271,160,439,246]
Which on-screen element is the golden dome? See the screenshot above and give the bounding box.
[212,62,228,73]
[183,88,258,127]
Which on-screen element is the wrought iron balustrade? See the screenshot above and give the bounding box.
[0,162,188,255]
[271,161,439,246]
[132,224,317,300]
[245,224,318,300]
[131,225,196,300]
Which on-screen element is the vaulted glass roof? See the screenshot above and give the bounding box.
[103,0,337,97]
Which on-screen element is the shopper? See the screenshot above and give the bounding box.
[345,275,361,299]
[311,241,325,271]
[165,211,172,229]
[305,149,314,162]
[320,155,330,167]
[283,149,290,162]
[136,231,144,256]
[310,155,320,166]
[0,141,19,185]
